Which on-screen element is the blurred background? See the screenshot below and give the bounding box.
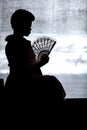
[0,0,87,98]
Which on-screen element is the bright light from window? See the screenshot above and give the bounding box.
[41,34,87,75]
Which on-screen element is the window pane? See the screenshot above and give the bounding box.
[0,0,87,98]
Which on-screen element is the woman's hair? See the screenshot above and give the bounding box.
[11,9,35,30]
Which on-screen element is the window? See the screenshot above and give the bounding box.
[0,0,87,98]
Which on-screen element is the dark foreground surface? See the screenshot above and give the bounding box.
[0,78,87,114]
[0,78,87,127]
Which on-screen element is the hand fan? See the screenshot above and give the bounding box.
[32,36,56,62]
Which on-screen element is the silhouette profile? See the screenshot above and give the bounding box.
[5,9,66,106]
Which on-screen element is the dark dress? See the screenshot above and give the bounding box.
[5,35,42,87]
[5,34,66,105]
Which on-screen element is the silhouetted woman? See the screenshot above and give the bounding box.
[5,9,66,105]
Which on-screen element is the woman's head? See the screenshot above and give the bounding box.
[11,9,35,36]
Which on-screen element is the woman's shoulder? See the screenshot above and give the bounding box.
[5,34,31,45]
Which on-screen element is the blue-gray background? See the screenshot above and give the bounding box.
[0,0,87,98]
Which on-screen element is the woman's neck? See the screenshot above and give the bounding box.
[13,32,23,38]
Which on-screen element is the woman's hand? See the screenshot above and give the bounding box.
[39,54,49,67]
